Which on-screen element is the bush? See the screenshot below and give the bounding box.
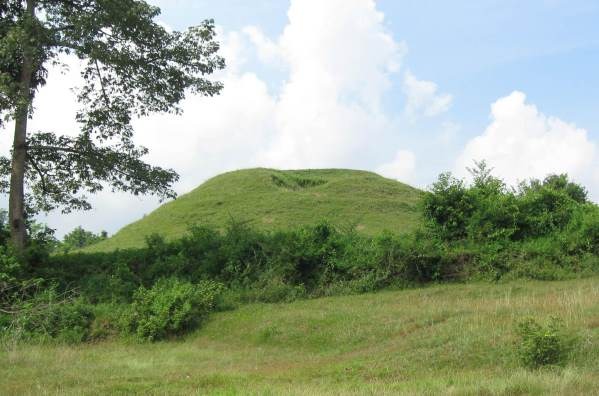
[424,165,590,244]
[242,275,306,303]
[124,278,223,341]
[578,207,599,254]
[88,303,126,341]
[516,316,573,368]
[0,246,22,286]
[423,172,473,240]
[11,289,95,344]
[60,226,107,253]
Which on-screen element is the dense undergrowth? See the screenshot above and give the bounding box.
[1,164,598,346]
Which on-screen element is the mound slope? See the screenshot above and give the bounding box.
[90,168,422,251]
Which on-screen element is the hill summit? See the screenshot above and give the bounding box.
[90,168,422,251]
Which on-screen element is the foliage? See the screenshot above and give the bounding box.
[424,161,592,244]
[0,245,21,287]
[27,200,599,309]
[2,167,598,344]
[7,287,94,344]
[124,278,223,341]
[60,226,107,252]
[516,316,574,368]
[0,209,10,246]
[87,303,126,341]
[423,172,473,240]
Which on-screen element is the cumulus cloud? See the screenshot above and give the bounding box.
[136,69,277,192]
[403,71,453,119]
[456,91,597,191]
[0,57,85,160]
[141,0,414,177]
[253,0,409,169]
[242,26,283,66]
[376,150,416,182]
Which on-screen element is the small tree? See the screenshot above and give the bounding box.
[0,1,225,249]
[62,225,106,251]
[423,161,519,241]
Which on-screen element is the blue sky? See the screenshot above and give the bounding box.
[156,0,599,130]
[2,0,597,236]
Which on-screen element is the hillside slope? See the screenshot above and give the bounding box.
[3,278,598,394]
[90,168,423,251]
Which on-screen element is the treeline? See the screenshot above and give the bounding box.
[0,215,108,255]
[1,164,598,343]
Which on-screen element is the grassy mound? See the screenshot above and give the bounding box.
[90,168,422,251]
[2,278,598,394]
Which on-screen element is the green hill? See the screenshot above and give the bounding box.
[90,168,423,251]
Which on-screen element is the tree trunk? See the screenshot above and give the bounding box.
[8,0,36,251]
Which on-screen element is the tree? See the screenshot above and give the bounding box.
[0,0,225,249]
[62,225,106,251]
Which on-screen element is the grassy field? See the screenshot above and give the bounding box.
[88,168,422,251]
[2,277,599,395]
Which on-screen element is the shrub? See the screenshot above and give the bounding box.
[516,185,578,239]
[0,246,25,307]
[124,278,223,342]
[274,222,340,288]
[79,268,138,304]
[245,275,306,303]
[12,289,95,344]
[215,220,268,284]
[516,316,572,368]
[0,246,21,285]
[88,303,126,341]
[424,165,590,244]
[578,207,599,254]
[423,172,473,240]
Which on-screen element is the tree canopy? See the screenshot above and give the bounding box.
[0,0,225,248]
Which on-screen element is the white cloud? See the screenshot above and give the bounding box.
[141,0,414,178]
[403,71,453,119]
[0,56,85,162]
[456,91,597,190]
[242,26,283,66]
[376,150,416,182]
[136,70,277,193]
[254,0,409,168]
[277,0,405,107]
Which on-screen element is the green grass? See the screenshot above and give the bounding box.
[89,168,423,251]
[3,278,599,395]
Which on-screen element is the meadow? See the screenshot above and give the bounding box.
[2,278,599,395]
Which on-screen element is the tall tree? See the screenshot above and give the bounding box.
[0,0,225,249]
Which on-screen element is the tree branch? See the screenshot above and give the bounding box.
[94,59,111,108]
[26,153,49,194]
[27,144,171,191]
